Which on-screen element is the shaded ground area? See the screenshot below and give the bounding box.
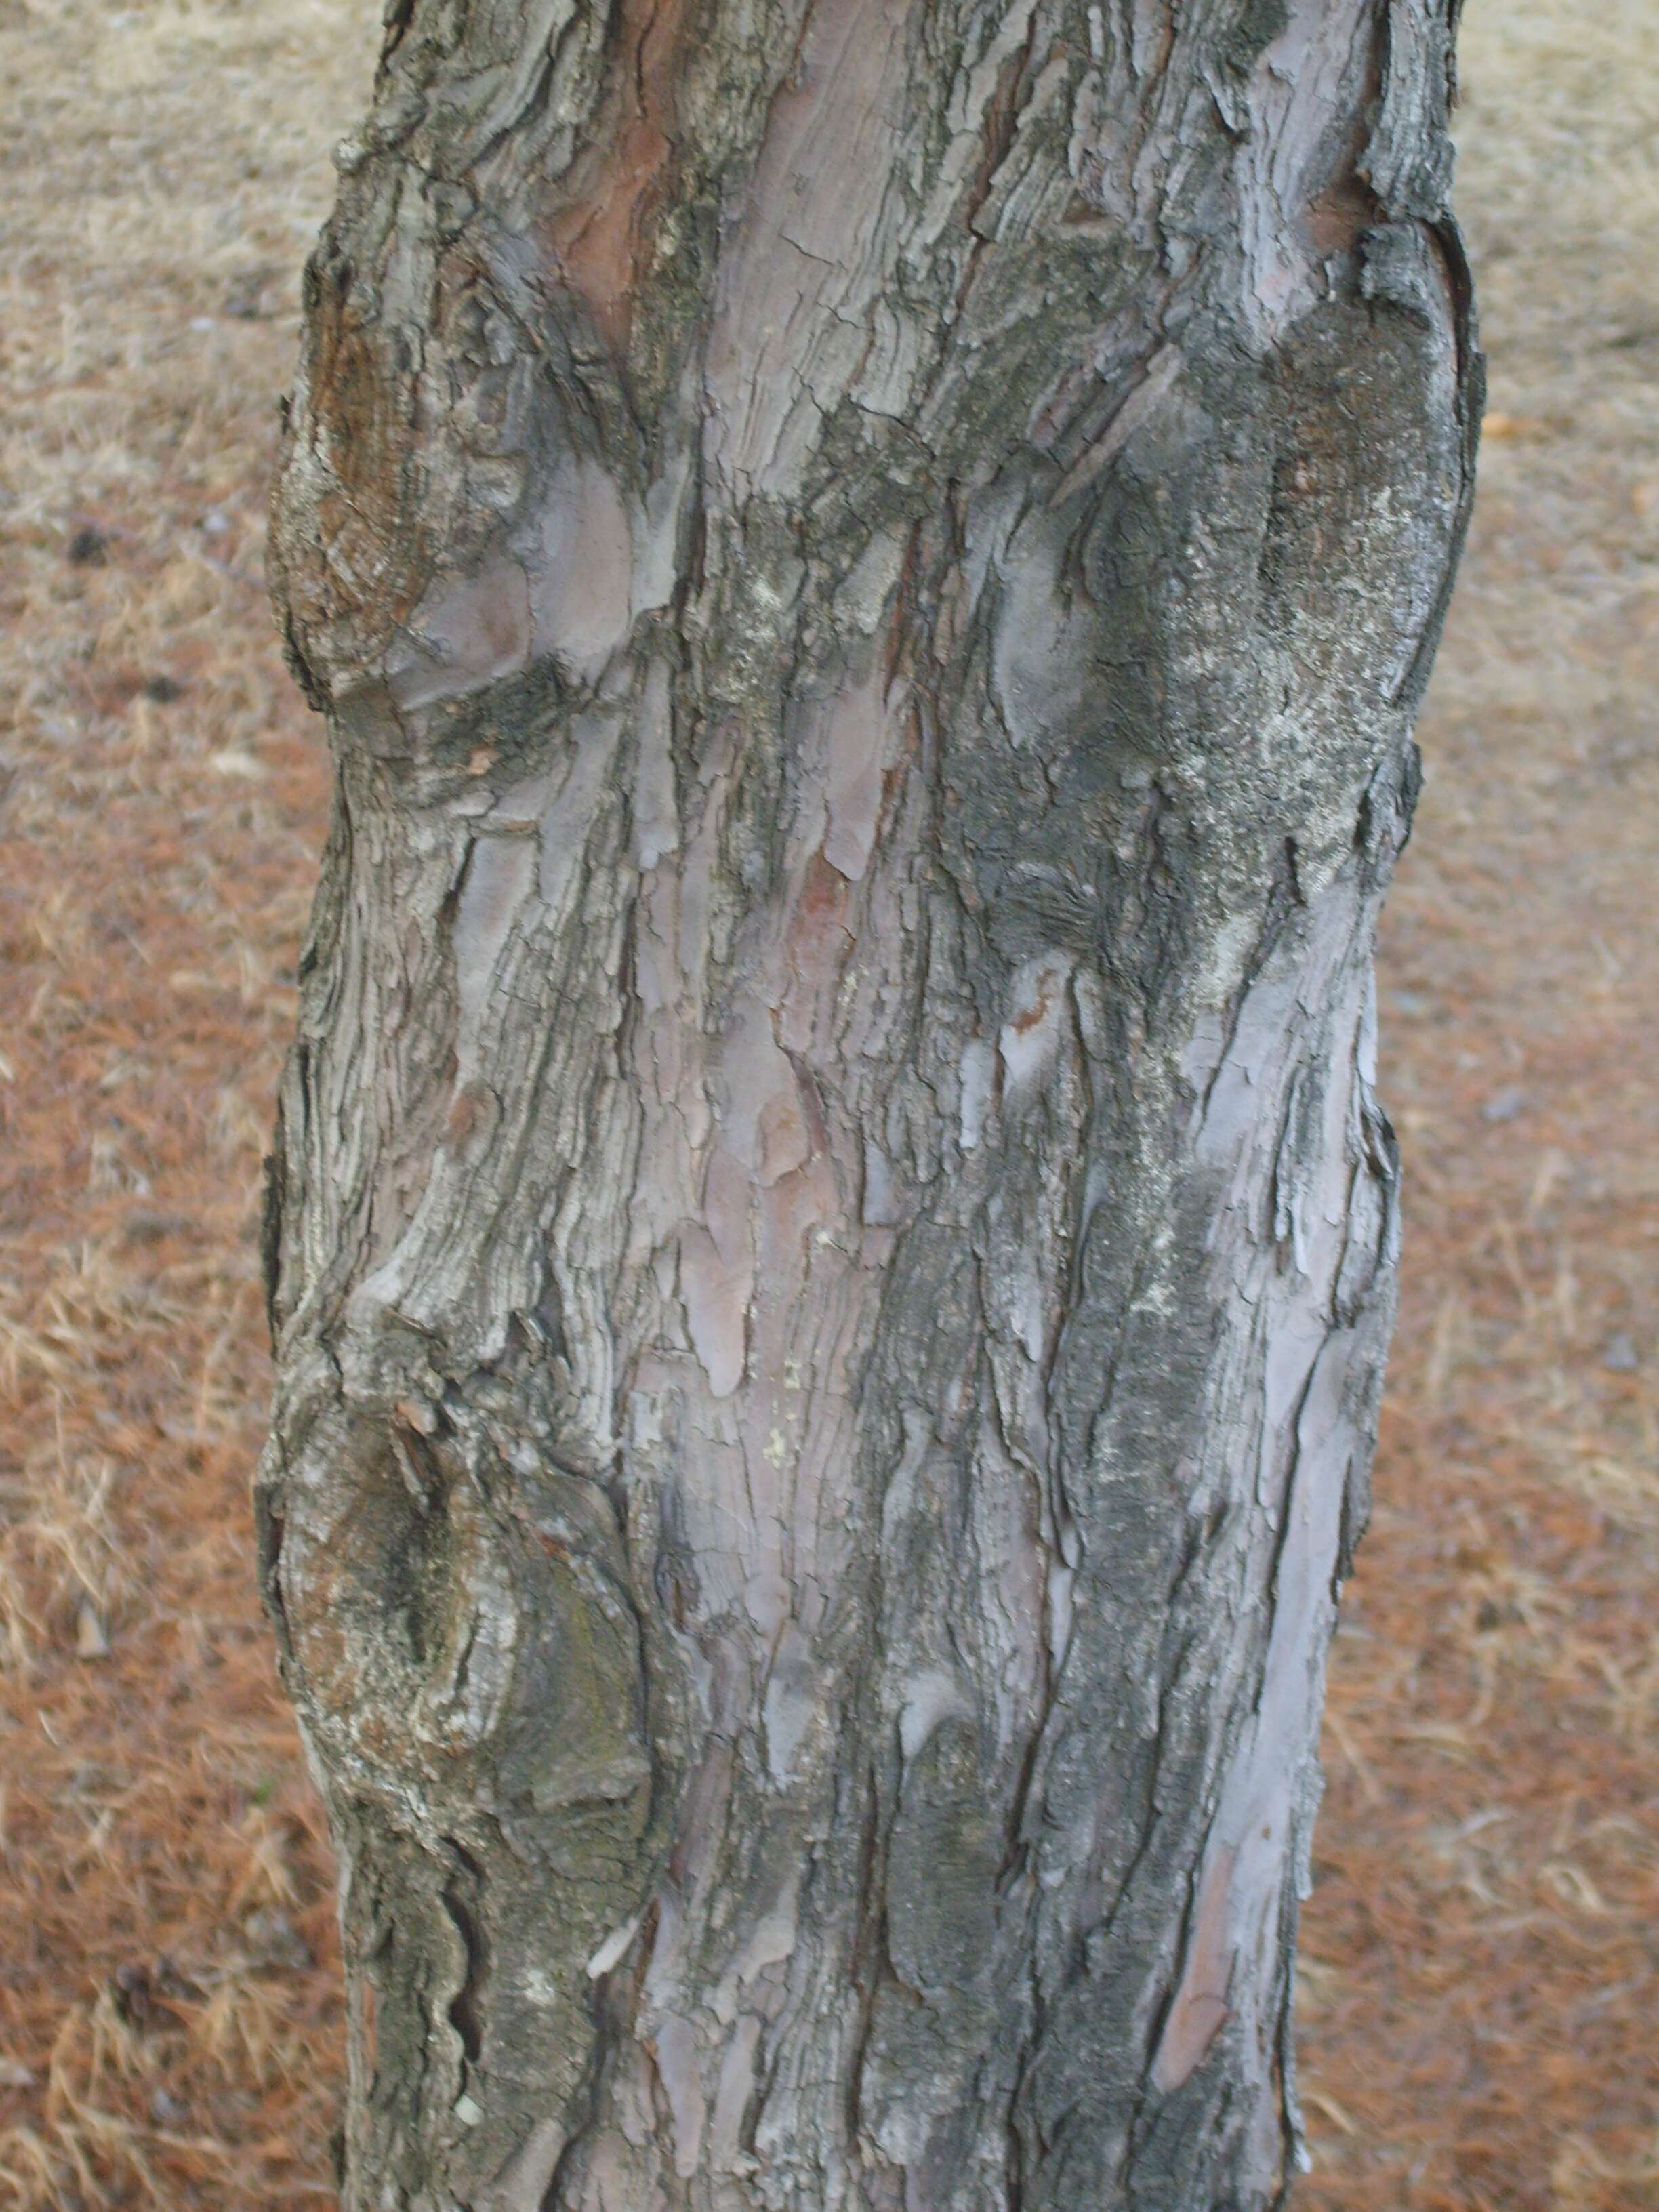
[0,3,1654,2205]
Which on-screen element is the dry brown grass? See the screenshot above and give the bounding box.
[0,1,1654,2206]
[1297,8,1659,2208]
[0,3,374,2203]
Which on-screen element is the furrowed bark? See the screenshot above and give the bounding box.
[262,1,1478,2205]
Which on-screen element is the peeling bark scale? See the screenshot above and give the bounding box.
[261,0,1479,2205]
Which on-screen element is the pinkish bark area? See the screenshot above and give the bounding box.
[262,0,1479,2206]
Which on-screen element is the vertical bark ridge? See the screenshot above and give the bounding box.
[262,0,1478,2204]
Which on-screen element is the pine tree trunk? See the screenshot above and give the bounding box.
[261,1,1478,2204]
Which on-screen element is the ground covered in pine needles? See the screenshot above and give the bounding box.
[0,3,1656,2206]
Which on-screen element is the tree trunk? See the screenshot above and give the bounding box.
[260,0,1477,2204]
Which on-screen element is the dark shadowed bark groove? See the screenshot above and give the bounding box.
[261,0,1478,2205]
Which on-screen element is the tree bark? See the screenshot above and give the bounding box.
[260,0,1477,2205]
